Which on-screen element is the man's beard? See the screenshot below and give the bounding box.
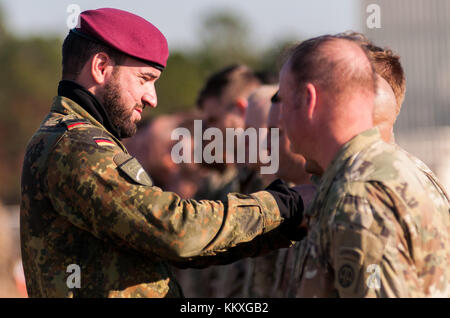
[99,77,140,138]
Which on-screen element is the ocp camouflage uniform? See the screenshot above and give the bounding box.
[20,96,296,298]
[398,146,449,205]
[293,128,450,297]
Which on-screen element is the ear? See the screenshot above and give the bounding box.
[90,52,113,85]
[304,83,317,120]
[235,97,248,113]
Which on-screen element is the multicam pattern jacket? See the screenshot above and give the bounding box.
[20,96,292,298]
[293,128,450,297]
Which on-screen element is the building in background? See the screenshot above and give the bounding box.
[361,0,450,191]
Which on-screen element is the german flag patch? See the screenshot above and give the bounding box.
[93,137,115,147]
[66,122,87,130]
[63,119,90,130]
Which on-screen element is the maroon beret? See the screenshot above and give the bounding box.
[72,8,169,69]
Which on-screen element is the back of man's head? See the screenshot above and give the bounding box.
[368,48,405,115]
[373,75,397,143]
[287,35,377,105]
[336,32,406,115]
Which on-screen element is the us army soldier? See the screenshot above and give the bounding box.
[278,35,450,297]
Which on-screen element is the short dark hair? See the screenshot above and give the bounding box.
[196,64,261,109]
[336,32,406,113]
[61,31,126,80]
[287,35,376,100]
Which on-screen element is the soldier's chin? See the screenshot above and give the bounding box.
[119,123,138,138]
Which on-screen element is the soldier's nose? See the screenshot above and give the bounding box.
[142,92,157,109]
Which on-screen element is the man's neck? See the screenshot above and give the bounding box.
[314,125,372,173]
[316,98,374,172]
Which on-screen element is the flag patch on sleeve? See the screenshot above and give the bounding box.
[93,137,115,147]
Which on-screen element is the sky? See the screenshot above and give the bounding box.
[0,0,362,50]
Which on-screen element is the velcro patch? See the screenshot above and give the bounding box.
[114,153,152,186]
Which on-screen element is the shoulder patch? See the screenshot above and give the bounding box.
[113,153,153,186]
[337,264,355,288]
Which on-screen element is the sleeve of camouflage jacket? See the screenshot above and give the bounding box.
[46,129,291,263]
[329,181,420,298]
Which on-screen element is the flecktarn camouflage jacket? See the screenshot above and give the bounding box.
[20,96,292,298]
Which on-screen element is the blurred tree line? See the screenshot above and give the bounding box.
[0,7,297,204]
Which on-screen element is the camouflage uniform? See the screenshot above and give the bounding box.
[398,146,449,205]
[20,96,297,298]
[292,128,450,297]
[185,166,296,298]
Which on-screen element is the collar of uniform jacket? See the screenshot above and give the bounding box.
[320,127,381,188]
[305,127,382,218]
[49,95,127,153]
[57,80,122,139]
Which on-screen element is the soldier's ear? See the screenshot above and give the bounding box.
[304,83,317,120]
[90,52,113,85]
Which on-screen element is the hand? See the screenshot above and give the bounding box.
[265,179,315,241]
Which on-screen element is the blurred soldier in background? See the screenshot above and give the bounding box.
[0,204,16,297]
[200,84,279,298]
[124,111,208,199]
[243,90,313,297]
[124,116,180,189]
[279,35,450,297]
[0,203,26,298]
[240,84,279,194]
[176,65,264,297]
[194,64,262,202]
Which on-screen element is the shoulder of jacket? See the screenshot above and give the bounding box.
[56,115,118,150]
[60,114,94,131]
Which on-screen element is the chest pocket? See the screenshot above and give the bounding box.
[114,153,153,187]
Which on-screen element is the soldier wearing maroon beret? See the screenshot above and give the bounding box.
[20,8,308,297]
